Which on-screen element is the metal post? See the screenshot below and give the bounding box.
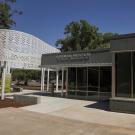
[56,70,59,92]
[47,69,50,91]
[61,68,64,97]
[1,61,6,100]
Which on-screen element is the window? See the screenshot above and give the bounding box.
[68,68,76,90]
[88,67,99,91]
[77,67,87,91]
[100,67,111,92]
[115,53,131,97]
[76,67,87,96]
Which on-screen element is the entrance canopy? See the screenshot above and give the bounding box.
[41,48,112,69]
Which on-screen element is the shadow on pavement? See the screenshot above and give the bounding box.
[84,100,110,111]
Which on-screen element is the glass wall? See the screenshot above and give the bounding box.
[88,67,99,97]
[100,67,112,92]
[100,67,112,97]
[115,52,132,98]
[76,67,87,96]
[68,67,111,99]
[68,68,76,95]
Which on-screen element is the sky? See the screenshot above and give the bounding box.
[12,0,135,47]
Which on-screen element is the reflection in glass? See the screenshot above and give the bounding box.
[88,67,98,91]
[67,66,112,99]
[76,67,87,96]
[77,67,87,91]
[116,53,131,97]
[68,68,76,90]
[100,67,111,92]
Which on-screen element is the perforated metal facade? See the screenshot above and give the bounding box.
[0,29,60,69]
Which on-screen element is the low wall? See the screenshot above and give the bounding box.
[110,97,135,114]
[14,95,40,105]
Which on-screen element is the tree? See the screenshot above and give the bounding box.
[0,0,22,29]
[101,32,118,48]
[12,69,41,86]
[56,20,117,52]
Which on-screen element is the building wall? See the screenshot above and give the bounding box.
[0,29,60,69]
[111,37,135,52]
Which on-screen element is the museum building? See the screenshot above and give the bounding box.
[40,33,135,113]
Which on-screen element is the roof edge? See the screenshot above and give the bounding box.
[111,33,135,40]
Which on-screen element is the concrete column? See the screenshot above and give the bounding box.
[56,70,59,92]
[1,61,6,100]
[47,69,50,91]
[61,68,64,97]
[41,68,43,91]
[42,68,45,91]
[41,68,45,91]
[43,68,46,91]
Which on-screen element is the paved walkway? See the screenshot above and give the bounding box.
[22,96,135,130]
[0,107,135,135]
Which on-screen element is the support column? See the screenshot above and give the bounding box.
[43,68,46,91]
[42,68,45,91]
[47,69,50,91]
[1,61,6,100]
[61,68,64,97]
[56,70,59,92]
[7,61,11,74]
[66,68,68,96]
[41,68,43,91]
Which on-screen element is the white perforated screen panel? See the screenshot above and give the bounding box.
[0,29,60,69]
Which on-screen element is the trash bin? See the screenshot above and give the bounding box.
[51,83,55,96]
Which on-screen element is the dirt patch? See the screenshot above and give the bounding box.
[0,98,29,108]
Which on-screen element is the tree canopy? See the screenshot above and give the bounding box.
[12,69,41,85]
[0,0,22,29]
[56,20,117,52]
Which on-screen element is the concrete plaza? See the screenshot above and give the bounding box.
[0,96,135,135]
[0,107,134,135]
[23,96,135,129]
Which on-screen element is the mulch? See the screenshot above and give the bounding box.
[0,98,29,108]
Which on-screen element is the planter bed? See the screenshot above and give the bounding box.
[0,98,30,108]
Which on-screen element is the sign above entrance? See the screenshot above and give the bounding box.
[56,53,91,62]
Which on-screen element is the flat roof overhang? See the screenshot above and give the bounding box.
[41,48,112,69]
[40,63,112,69]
